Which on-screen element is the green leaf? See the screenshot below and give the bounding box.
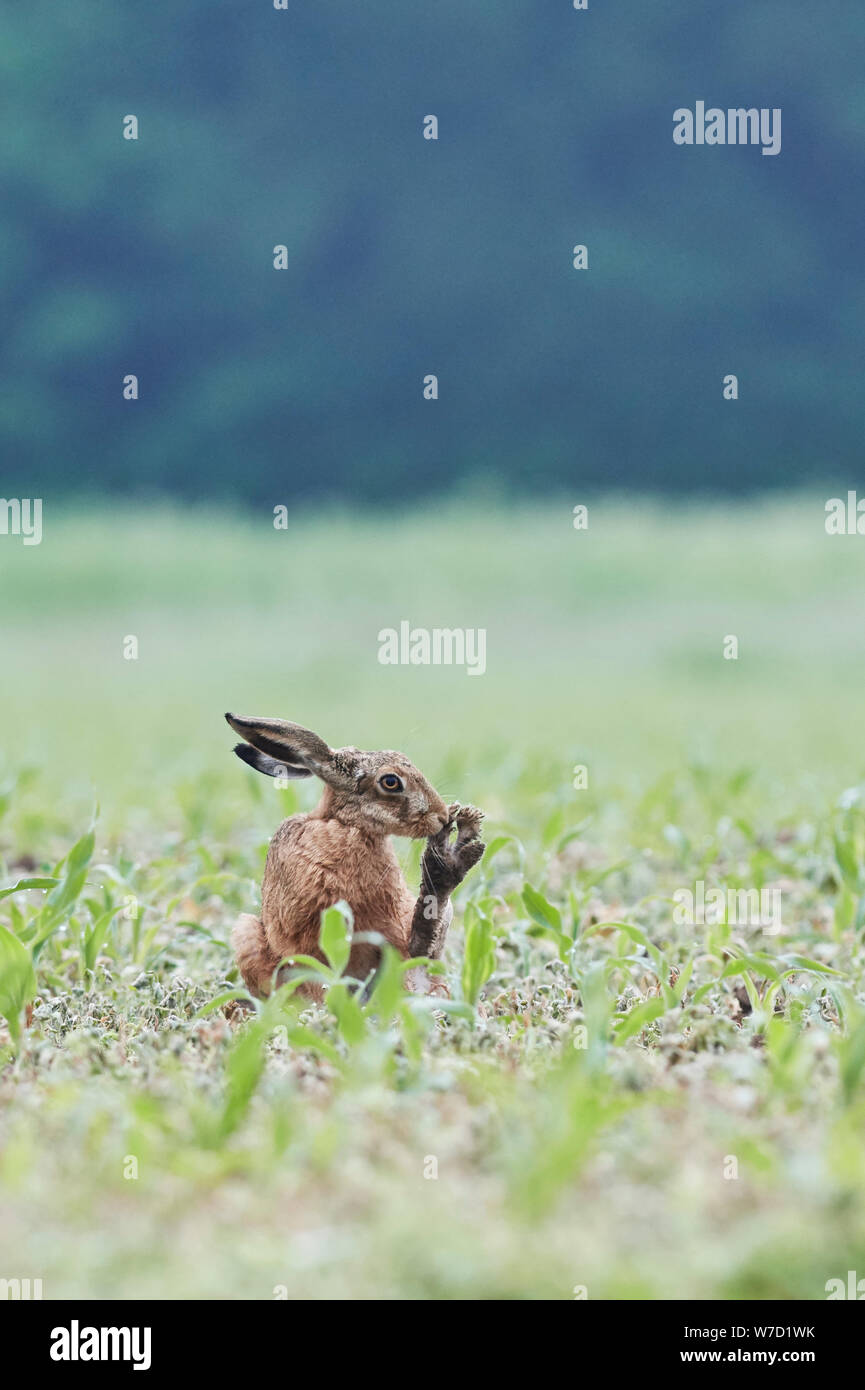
[834,831,859,888]
[319,902,353,976]
[718,953,780,985]
[576,962,611,1071]
[835,883,856,935]
[364,945,405,1024]
[483,834,524,868]
[82,906,119,973]
[614,996,666,1045]
[780,954,842,977]
[837,1011,865,1105]
[522,884,562,934]
[220,1015,269,1136]
[583,920,668,980]
[280,1022,342,1066]
[0,877,58,903]
[461,908,496,1007]
[666,957,694,1006]
[404,995,475,1022]
[327,982,368,1045]
[274,953,333,978]
[0,924,37,1047]
[541,806,566,848]
[197,990,256,1018]
[45,824,96,921]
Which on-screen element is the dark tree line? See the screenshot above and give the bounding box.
[2,1,863,504]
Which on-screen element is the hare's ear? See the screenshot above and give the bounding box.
[231,743,312,779]
[225,713,356,789]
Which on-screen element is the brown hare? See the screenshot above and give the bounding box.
[225,713,485,999]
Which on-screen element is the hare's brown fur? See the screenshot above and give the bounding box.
[225,715,485,999]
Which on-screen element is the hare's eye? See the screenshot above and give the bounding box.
[379,773,403,793]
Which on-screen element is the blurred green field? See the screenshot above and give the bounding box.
[2,496,865,1299]
[4,494,865,818]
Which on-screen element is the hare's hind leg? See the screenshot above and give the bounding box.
[232,913,280,999]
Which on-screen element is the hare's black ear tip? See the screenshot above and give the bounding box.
[224,711,236,727]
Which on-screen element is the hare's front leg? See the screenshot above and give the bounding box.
[409,805,485,960]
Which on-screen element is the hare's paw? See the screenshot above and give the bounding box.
[455,836,485,879]
[452,804,485,877]
[422,805,485,893]
[455,804,484,848]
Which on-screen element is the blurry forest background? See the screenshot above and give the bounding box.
[1,0,864,506]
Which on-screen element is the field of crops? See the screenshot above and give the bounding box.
[2,497,865,1299]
